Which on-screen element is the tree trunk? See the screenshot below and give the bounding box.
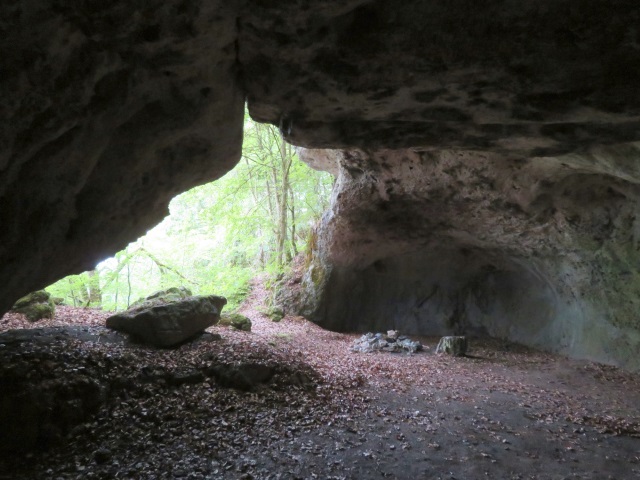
[68,278,79,307]
[126,264,132,308]
[85,270,102,307]
[275,132,293,266]
[114,272,119,310]
[289,184,298,256]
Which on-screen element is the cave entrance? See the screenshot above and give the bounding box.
[45,118,334,312]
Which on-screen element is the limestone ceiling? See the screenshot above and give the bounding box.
[1,0,640,314]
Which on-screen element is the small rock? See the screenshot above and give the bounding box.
[435,336,468,356]
[266,306,284,322]
[220,313,252,332]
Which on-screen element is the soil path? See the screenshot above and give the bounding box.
[1,279,639,479]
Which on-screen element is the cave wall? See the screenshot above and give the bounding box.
[242,0,640,153]
[288,148,640,370]
[2,0,640,360]
[0,1,244,314]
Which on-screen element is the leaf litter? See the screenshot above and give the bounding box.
[0,280,639,479]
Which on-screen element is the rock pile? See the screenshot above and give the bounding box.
[351,331,423,354]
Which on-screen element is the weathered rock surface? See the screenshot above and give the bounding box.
[286,147,640,370]
[106,294,227,347]
[242,2,640,153]
[10,290,55,322]
[220,313,252,332]
[0,0,244,315]
[3,1,640,320]
[129,286,192,310]
[436,336,468,357]
[2,1,640,372]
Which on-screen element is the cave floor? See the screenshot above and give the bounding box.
[1,293,639,479]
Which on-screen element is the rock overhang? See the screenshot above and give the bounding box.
[241,0,640,154]
[282,147,640,369]
[2,0,640,323]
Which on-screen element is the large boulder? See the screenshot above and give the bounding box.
[106,294,226,347]
[10,290,55,322]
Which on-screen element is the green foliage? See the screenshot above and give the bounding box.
[46,271,101,308]
[220,313,252,331]
[46,116,334,311]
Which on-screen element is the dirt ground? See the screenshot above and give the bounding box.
[0,284,639,479]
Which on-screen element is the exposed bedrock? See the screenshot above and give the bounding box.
[287,148,640,370]
[2,0,640,326]
[0,1,244,315]
[242,0,640,152]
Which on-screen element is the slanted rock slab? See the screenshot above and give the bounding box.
[106,295,226,348]
[436,336,468,356]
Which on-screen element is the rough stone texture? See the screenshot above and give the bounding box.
[106,295,227,347]
[242,1,640,152]
[0,0,244,315]
[291,148,640,370]
[129,286,193,310]
[351,332,423,354]
[2,1,640,369]
[436,336,468,357]
[10,290,55,322]
[220,313,252,331]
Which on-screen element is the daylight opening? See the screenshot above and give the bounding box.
[45,117,334,312]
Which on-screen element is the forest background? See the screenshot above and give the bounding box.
[46,117,334,311]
